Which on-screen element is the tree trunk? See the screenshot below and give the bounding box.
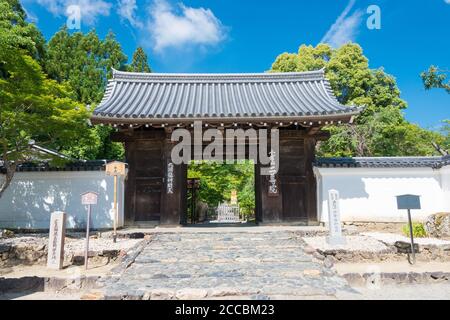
[0,163,16,199]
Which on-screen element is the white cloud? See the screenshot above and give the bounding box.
[147,0,227,52]
[22,5,39,23]
[320,0,363,47]
[445,0,450,4]
[35,0,111,25]
[117,0,143,28]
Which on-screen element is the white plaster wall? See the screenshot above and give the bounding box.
[0,171,125,230]
[315,166,448,223]
[440,166,450,212]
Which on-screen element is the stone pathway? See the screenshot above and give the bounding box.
[99,230,354,299]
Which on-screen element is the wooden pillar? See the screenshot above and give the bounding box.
[160,131,186,225]
[124,139,136,225]
[254,163,262,223]
[258,131,283,223]
[304,136,318,223]
[260,175,283,223]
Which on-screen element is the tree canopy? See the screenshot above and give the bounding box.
[128,47,152,73]
[0,0,89,198]
[45,27,130,160]
[271,43,446,156]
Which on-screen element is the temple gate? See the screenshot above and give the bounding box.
[91,69,360,226]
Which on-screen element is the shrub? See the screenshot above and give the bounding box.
[402,222,427,238]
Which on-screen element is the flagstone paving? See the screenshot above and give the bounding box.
[99,230,355,299]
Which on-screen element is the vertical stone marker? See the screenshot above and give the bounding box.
[47,211,66,270]
[327,189,346,245]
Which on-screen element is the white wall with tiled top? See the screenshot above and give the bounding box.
[0,171,125,230]
[315,166,449,223]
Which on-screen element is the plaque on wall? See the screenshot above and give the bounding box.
[166,162,175,194]
[268,175,279,196]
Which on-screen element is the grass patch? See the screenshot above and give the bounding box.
[402,222,427,238]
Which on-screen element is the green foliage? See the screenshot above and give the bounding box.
[128,47,152,73]
[61,125,124,161]
[0,53,89,160]
[402,222,427,238]
[0,11,89,197]
[421,66,450,94]
[440,120,450,153]
[188,161,255,216]
[0,0,46,66]
[45,27,129,160]
[271,43,445,156]
[270,53,299,73]
[0,0,102,197]
[46,27,127,104]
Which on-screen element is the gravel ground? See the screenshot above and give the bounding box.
[64,237,142,255]
[362,232,450,247]
[4,283,450,300]
[302,235,390,252]
[337,283,450,300]
[0,234,142,255]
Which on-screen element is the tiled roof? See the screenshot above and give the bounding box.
[91,69,361,124]
[0,160,109,173]
[315,156,450,169]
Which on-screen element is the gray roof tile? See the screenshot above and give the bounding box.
[315,156,450,169]
[92,69,361,123]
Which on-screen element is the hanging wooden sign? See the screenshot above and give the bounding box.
[105,161,126,176]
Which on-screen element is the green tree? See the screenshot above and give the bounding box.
[0,0,46,66]
[421,66,450,94]
[46,27,128,160]
[420,66,449,154]
[441,120,450,153]
[0,1,89,198]
[188,161,255,216]
[128,47,152,73]
[271,43,444,156]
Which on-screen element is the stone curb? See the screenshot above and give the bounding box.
[110,237,152,274]
[343,271,450,286]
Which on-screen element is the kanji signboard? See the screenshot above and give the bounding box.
[106,161,126,176]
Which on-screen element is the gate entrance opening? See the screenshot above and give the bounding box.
[186,161,255,225]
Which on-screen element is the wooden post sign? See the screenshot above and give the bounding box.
[81,191,98,270]
[105,161,126,176]
[47,211,66,270]
[326,189,346,245]
[105,161,127,243]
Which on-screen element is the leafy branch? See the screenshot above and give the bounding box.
[421,66,450,94]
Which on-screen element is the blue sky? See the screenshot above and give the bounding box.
[21,0,449,130]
